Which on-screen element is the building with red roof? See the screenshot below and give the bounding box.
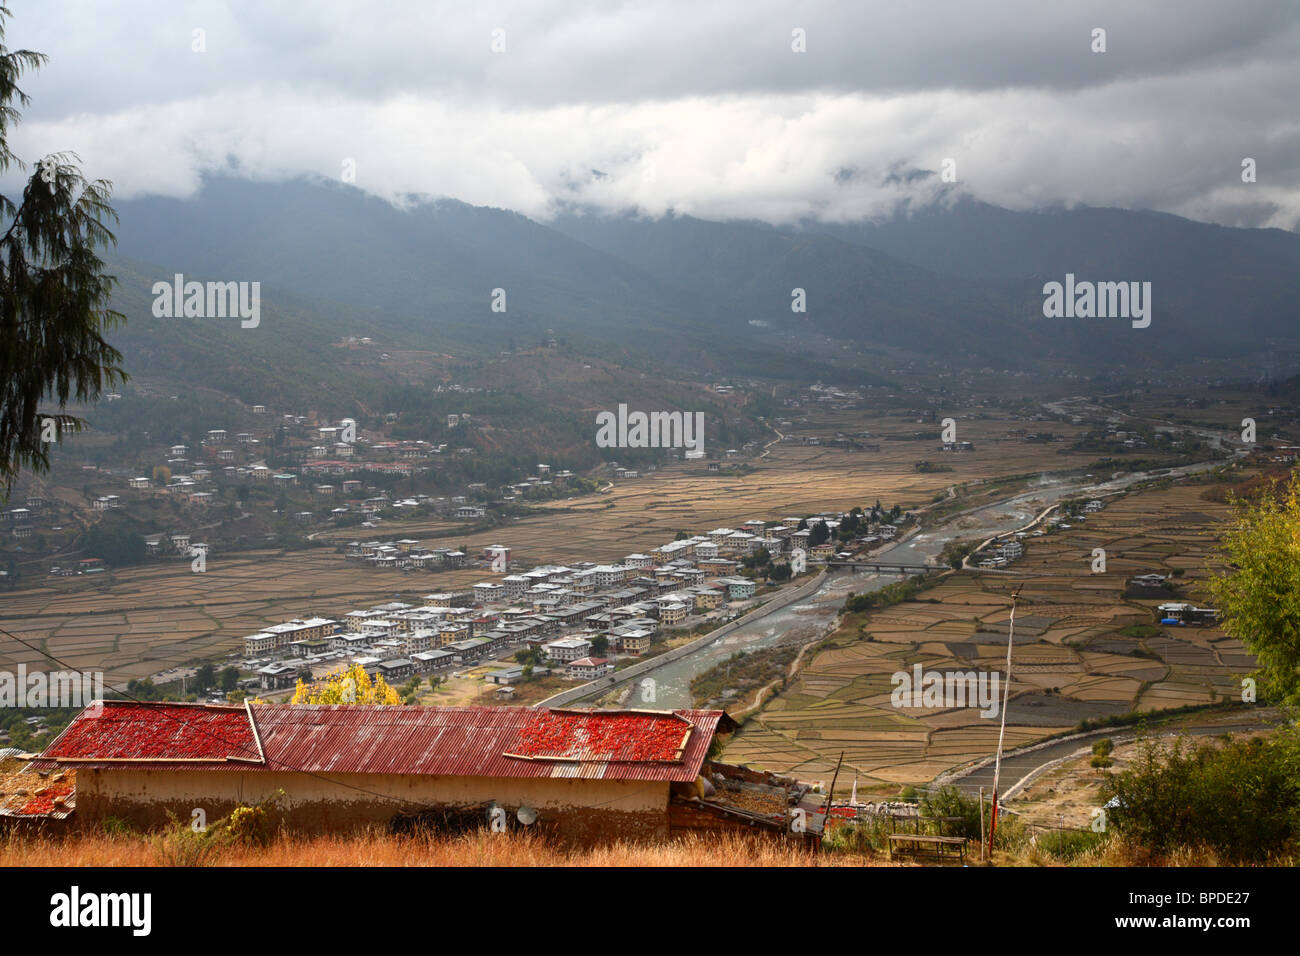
[33,701,740,843]
[567,657,614,680]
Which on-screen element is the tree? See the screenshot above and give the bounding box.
[218,666,240,692]
[940,540,975,570]
[126,677,163,700]
[193,663,217,693]
[808,520,829,547]
[0,9,126,502]
[591,635,609,655]
[289,662,402,705]
[1209,472,1300,707]
[78,518,146,566]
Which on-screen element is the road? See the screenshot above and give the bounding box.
[561,445,1241,724]
[949,718,1276,798]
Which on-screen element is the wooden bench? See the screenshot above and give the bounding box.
[887,813,964,835]
[887,832,967,864]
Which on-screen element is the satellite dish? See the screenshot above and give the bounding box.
[516,805,537,826]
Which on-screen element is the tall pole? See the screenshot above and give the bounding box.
[822,751,845,842]
[988,586,1021,858]
[979,787,986,863]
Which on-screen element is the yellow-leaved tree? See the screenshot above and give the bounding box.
[289,662,402,705]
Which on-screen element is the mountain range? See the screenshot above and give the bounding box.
[102,176,1300,394]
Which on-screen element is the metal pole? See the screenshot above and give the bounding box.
[979,787,986,863]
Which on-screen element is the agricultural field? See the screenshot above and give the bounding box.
[309,392,1171,566]
[0,549,419,684]
[0,396,1234,692]
[0,443,920,685]
[722,480,1259,793]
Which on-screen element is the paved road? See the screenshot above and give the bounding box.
[949,719,1276,797]
[561,450,1237,712]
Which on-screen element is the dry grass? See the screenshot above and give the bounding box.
[1001,835,1297,868]
[11,816,1285,867]
[0,827,884,867]
[10,819,1281,867]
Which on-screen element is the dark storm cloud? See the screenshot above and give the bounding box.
[4,1,1298,228]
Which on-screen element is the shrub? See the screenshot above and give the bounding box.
[1099,732,1300,862]
[149,789,285,863]
[921,785,983,841]
[823,816,890,854]
[913,786,1029,852]
[1039,827,1109,862]
[1119,624,1161,640]
[844,575,938,614]
[226,804,275,848]
[991,812,1030,852]
[148,812,228,867]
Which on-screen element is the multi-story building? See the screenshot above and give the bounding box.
[544,636,593,663]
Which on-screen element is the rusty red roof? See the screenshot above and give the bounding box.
[36,703,733,782]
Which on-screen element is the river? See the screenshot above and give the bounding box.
[574,445,1239,709]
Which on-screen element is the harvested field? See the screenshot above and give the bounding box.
[0,405,1115,686]
[725,481,1258,796]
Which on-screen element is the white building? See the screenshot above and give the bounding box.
[568,657,614,681]
[544,637,593,663]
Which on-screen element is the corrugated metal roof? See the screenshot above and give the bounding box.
[39,702,260,763]
[35,703,729,783]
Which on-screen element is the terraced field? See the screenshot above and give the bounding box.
[0,404,1092,685]
[0,398,1226,693]
[723,481,1258,791]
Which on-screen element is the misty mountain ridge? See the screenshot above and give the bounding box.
[103,176,1300,390]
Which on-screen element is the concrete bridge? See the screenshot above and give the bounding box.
[825,559,936,574]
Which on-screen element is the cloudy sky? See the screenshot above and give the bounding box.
[4,0,1299,229]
